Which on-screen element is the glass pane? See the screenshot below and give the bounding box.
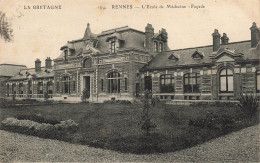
[165,79,171,84]
[191,78,196,85]
[161,79,165,85]
[227,76,233,91]
[257,74,260,91]
[227,69,233,75]
[185,78,189,85]
[197,76,201,84]
[220,76,227,91]
[220,69,226,75]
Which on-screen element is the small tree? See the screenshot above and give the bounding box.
[81,88,90,102]
[140,90,157,136]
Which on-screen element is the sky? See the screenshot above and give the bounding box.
[0,0,259,68]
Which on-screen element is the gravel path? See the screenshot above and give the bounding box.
[0,125,259,162]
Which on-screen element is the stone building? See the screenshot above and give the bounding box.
[6,22,260,102]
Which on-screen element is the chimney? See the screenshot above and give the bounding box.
[250,22,260,48]
[212,29,221,52]
[35,59,41,72]
[221,33,229,45]
[45,57,52,69]
[160,28,168,41]
[145,23,154,53]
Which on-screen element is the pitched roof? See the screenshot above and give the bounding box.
[9,67,54,81]
[145,40,258,70]
[0,64,27,77]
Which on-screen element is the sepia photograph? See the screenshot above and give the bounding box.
[0,0,259,162]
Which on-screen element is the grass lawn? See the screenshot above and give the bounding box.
[0,101,258,154]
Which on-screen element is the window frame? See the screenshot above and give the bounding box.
[219,68,234,93]
[61,76,70,94]
[159,42,163,52]
[110,40,116,54]
[107,72,121,93]
[184,73,201,93]
[160,74,174,93]
[154,41,158,52]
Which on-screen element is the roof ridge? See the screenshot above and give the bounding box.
[170,40,251,52]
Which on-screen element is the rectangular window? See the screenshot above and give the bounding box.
[111,41,116,53]
[125,78,128,91]
[160,74,174,93]
[101,79,104,91]
[144,76,152,91]
[56,82,59,92]
[72,81,76,91]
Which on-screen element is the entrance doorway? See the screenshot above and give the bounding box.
[136,83,140,97]
[84,76,90,99]
[144,76,152,91]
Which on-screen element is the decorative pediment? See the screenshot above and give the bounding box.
[83,40,100,55]
[105,33,125,42]
[210,48,243,60]
[216,55,235,62]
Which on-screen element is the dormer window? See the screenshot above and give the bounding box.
[159,42,163,52]
[154,41,158,52]
[110,39,116,53]
[192,49,204,59]
[64,50,68,61]
[168,53,179,61]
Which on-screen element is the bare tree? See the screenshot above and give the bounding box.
[0,11,13,42]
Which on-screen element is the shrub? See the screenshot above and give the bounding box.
[1,117,79,140]
[81,88,90,102]
[103,100,132,105]
[237,93,259,115]
[189,113,238,133]
[16,113,60,125]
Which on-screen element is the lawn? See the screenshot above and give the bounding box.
[0,100,259,154]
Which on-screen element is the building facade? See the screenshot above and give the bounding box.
[6,22,260,102]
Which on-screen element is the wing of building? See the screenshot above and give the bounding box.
[5,22,260,102]
[0,64,27,97]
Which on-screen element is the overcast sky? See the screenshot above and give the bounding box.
[0,0,259,68]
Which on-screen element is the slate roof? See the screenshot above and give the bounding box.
[9,67,54,81]
[145,40,259,70]
[0,64,27,77]
[55,25,146,61]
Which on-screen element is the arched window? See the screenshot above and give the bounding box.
[107,71,120,93]
[83,58,92,68]
[219,68,233,92]
[159,42,163,52]
[154,41,158,52]
[160,74,174,93]
[184,73,201,93]
[62,76,70,93]
[256,70,260,92]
